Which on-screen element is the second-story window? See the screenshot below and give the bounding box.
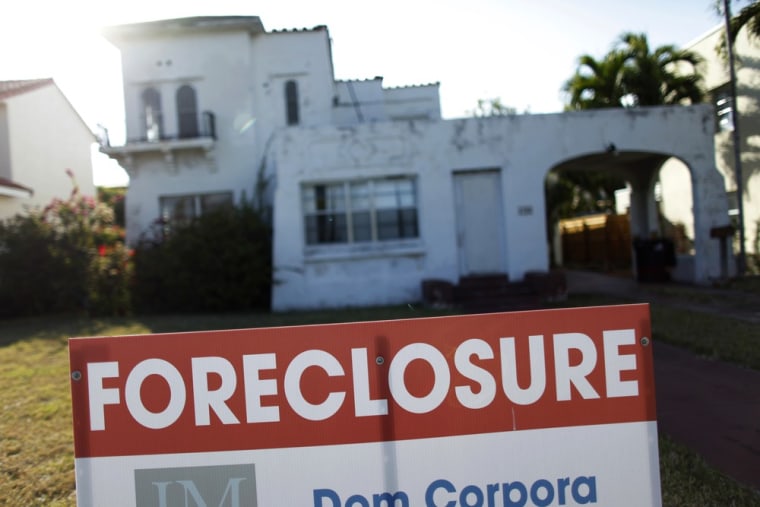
[177,85,199,138]
[285,80,299,125]
[142,87,163,142]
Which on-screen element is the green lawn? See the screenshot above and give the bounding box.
[1,305,758,506]
[557,293,760,371]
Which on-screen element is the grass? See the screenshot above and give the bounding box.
[559,293,760,371]
[729,274,760,294]
[644,283,760,314]
[650,305,760,370]
[659,435,760,506]
[0,332,76,506]
[1,304,758,505]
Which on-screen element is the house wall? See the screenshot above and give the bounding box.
[332,81,442,124]
[0,103,19,217]
[659,26,760,255]
[118,26,339,244]
[121,29,258,244]
[272,105,723,310]
[333,79,388,124]
[109,19,448,245]
[253,29,336,129]
[0,104,10,179]
[383,85,442,121]
[658,158,695,242]
[0,85,94,219]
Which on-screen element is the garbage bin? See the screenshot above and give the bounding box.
[633,238,676,282]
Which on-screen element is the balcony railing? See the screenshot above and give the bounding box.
[98,111,216,148]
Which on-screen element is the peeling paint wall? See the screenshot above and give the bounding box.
[272,104,726,310]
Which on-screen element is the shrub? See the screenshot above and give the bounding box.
[0,171,131,317]
[132,205,272,313]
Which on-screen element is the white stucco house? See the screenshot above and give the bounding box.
[101,16,731,311]
[0,79,96,219]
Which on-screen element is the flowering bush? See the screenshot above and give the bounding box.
[0,170,131,317]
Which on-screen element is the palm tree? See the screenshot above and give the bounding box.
[564,32,704,110]
[616,33,704,106]
[554,32,705,245]
[723,0,760,47]
[563,51,629,110]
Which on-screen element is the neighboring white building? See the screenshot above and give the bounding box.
[656,24,760,266]
[101,16,730,310]
[0,79,96,219]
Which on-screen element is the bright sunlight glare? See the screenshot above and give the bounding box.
[0,0,722,186]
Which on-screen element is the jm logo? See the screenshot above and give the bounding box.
[135,464,257,507]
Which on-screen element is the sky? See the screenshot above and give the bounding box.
[0,0,724,186]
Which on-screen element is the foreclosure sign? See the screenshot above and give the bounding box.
[69,304,661,506]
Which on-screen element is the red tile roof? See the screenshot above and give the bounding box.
[0,79,54,101]
[0,177,33,196]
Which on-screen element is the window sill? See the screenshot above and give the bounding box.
[304,240,426,262]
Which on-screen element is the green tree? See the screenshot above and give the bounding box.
[616,32,704,106]
[564,32,704,109]
[563,51,629,109]
[720,0,760,48]
[469,97,520,117]
[555,32,705,222]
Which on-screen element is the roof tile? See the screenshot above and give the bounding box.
[0,177,34,195]
[0,79,54,101]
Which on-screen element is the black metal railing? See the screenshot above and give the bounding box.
[119,111,217,145]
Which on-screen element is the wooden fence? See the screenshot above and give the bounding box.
[560,213,631,270]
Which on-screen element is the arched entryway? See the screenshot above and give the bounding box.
[546,143,728,284]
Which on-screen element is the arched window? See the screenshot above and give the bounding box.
[176,85,199,138]
[285,80,299,125]
[141,87,163,142]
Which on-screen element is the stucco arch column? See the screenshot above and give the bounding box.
[626,167,661,239]
[685,156,733,283]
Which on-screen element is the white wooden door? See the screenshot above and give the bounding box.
[454,170,506,275]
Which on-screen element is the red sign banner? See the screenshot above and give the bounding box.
[69,304,655,459]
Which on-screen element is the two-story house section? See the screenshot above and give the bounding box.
[0,78,95,220]
[100,16,441,245]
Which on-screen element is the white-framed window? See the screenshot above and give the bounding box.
[302,176,419,245]
[712,84,734,133]
[159,191,234,228]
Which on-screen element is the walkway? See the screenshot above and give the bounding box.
[565,270,760,491]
